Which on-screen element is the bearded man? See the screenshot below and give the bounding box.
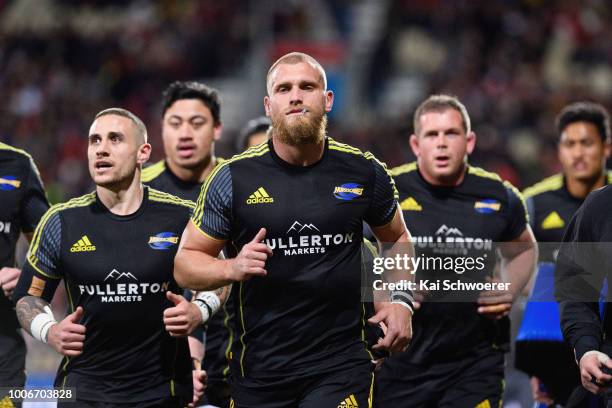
[174,52,415,407]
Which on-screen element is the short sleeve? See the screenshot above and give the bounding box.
[20,156,49,232]
[192,164,233,241]
[13,209,62,303]
[364,153,398,227]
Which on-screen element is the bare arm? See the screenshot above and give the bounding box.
[175,221,270,291]
[16,295,51,335]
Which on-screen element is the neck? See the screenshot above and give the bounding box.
[419,162,468,187]
[167,155,216,183]
[566,172,606,199]
[271,135,325,166]
[96,172,144,215]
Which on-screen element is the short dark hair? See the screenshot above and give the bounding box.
[556,101,611,143]
[94,107,147,143]
[161,81,221,125]
[413,94,471,135]
[237,116,271,150]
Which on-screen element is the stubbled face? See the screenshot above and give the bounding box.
[88,115,149,188]
[410,108,475,185]
[162,99,220,169]
[264,62,333,146]
[558,121,610,182]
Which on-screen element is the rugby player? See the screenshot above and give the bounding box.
[555,185,612,401]
[236,116,270,151]
[0,142,49,407]
[377,94,537,407]
[517,102,611,406]
[13,108,215,407]
[174,52,413,407]
[142,80,231,407]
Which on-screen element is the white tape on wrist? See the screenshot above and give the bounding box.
[582,350,610,364]
[194,291,221,324]
[30,305,57,343]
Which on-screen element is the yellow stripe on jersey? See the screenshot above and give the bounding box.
[141,160,166,182]
[468,165,502,182]
[28,193,96,268]
[328,138,363,156]
[607,170,612,184]
[148,188,195,209]
[238,281,248,377]
[192,143,269,228]
[363,151,399,201]
[0,141,44,181]
[504,180,529,223]
[389,162,417,177]
[522,173,563,198]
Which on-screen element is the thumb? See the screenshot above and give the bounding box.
[251,228,267,243]
[368,309,385,326]
[166,291,184,306]
[69,306,84,323]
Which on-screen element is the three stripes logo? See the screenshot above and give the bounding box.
[70,235,96,252]
[246,187,274,205]
[337,394,359,408]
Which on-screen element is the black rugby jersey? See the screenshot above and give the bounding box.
[13,187,193,403]
[387,162,527,364]
[523,172,612,261]
[192,137,398,378]
[556,185,612,361]
[0,142,49,387]
[142,158,234,388]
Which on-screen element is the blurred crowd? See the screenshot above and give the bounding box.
[1,0,612,202]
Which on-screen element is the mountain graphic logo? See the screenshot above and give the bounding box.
[104,269,138,281]
[436,225,463,236]
[287,221,320,234]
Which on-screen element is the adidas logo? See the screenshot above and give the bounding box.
[246,187,274,205]
[400,196,422,211]
[337,394,359,408]
[70,235,96,252]
[541,211,565,230]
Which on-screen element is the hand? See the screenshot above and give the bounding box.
[47,306,86,357]
[188,362,207,408]
[164,292,202,337]
[227,228,272,281]
[579,350,612,394]
[0,267,20,299]
[477,278,512,320]
[412,288,428,310]
[530,376,554,406]
[368,303,412,353]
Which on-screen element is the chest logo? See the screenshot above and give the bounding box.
[541,211,565,230]
[333,183,363,201]
[246,187,274,205]
[474,199,501,214]
[70,235,96,252]
[148,232,179,250]
[0,176,21,191]
[400,197,422,211]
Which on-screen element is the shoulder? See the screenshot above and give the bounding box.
[39,192,97,225]
[148,187,195,210]
[467,165,525,206]
[0,142,33,162]
[141,160,166,183]
[389,162,417,178]
[583,184,612,212]
[522,173,564,199]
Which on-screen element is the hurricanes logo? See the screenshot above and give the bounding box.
[0,175,21,191]
[333,183,364,201]
[70,235,96,252]
[148,232,179,250]
[474,199,501,214]
[337,394,359,408]
[246,187,274,205]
